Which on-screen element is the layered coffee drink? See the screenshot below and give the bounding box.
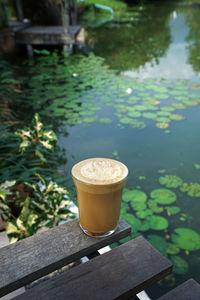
[71,158,128,237]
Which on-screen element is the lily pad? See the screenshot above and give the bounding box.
[140,221,151,232]
[171,228,200,251]
[147,234,168,257]
[133,105,147,111]
[82,116,97,123]
[150,188,176,205]
[127,111,141,118]
[182,182,200,197]
[156,122,170,129]
[165,206,181,216]
[159,175,183,188]
[157,110,170,116]
[123,213,142,233]
[155,93,169,100]
[130,120,146,129]
[166,243,180,255]
[170,114,185,121]
[147,215,168,230]
[170,256,189,275]
[136,209,153,219]
[156,117,171,123]
[123,189,147,203]
[142,112,158,120]
[119,117,133,124]
[148,199,164,213]
[98,117,113,124]
[131,202,147,211]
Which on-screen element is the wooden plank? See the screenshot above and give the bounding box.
[13,236,172,300]
[16,37,75,45]
[0,218,130,297]
[15,25,81,45]
[8,20,31,33]
[157,279,200,300]
[15,25,81,35]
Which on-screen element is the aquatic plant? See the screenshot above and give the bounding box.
[147,215,168,230]
[123,189,147,203]
[123,213,142,233]
[147,199,164,213]
[150,188,177,205]
[166,243,180,255]
[171,228,200,251]
[165,206,180,216]
[180,182,200,197]
[159,175,183,188]
[147,234,168,257]
[170,256,189,275]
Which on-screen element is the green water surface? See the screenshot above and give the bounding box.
[58,2,200,298]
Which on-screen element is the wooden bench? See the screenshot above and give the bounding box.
[158,278,200,300]
[0,218,199,299]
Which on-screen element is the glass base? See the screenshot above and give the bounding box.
[80,223,116,238]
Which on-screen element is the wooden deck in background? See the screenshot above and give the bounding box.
[8,20,81,46]
[15,25,81,45]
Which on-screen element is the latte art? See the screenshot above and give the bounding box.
[72,158,128,185]
[81,161,122,181]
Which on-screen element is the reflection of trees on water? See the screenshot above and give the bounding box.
[185,7,200,72]
[86,5,174,72]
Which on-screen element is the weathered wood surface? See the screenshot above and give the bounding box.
[0,218,130,297]
[15,25,81,45]
[158,279,200,300]
[8,20,31,33]
[14,236,172,300]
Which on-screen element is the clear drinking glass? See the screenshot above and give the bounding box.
[71,158,128,237]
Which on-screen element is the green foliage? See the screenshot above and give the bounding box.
[0,113,75,243]
[150,188,177,205]
[170,256,189,275]
[147,234,168,257]
[180,182,200,197]
[171,228,200,251]
[15,113,57,153]
[1,174,75,243]
[123,188,147,203]
[159,175,183,188]
[147,215,168,230]
[166,243,180,255]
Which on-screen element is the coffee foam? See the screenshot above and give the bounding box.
[72,158,128,184]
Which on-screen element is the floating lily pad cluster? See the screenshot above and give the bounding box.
[20,53,200,131]
[159,174,200,198]
[121,177,200,275]
[121,187,177,234]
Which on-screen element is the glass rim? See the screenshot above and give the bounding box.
[71,171,129,186]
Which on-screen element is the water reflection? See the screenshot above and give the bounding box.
[123,13,195,79]
[83,3,200,80]
[185,6,200,73]
[85,4,172,72]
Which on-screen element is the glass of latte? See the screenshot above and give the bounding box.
[71,158,128,237]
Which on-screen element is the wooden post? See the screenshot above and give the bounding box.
[16,0,24,21]
[61,0,69,34]
[27,44,34,58]
[0,2,8,27]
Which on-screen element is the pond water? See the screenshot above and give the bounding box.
[2,1,200,298]
[57,1,200,298]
